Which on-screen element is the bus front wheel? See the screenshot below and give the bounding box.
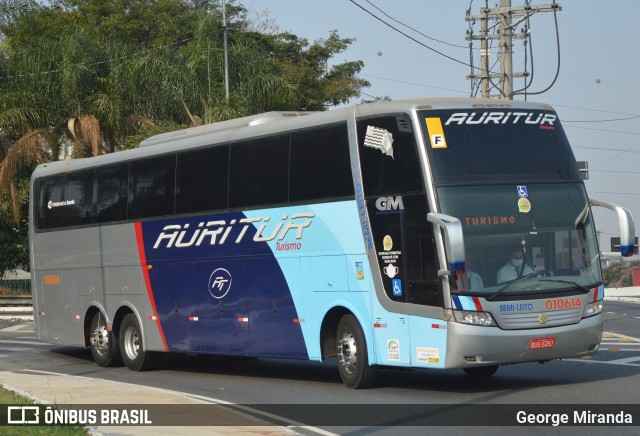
[463,365,499,377]
[89,312,122,367]
[336,314,378,388]
[119,314,158,371]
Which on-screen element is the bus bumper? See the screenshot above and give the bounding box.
[444,313,603,368]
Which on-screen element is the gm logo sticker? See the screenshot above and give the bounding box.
[208,268,232,299]
[375,196,404,214]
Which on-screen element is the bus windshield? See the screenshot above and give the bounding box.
[418,108,580,185]
[437,183,601,297]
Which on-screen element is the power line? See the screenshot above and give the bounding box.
[553,104,640,116]
[564,125,640,135]
[362,0,467,49]
[562,115,640,123]
[347,0,475,69]
[573,145,640,154]
[590,169,640,175]
[361,74,467,94]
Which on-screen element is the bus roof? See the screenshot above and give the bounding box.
[31,97,555,179]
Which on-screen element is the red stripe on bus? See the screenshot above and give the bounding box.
[472,296,483,311]
[134,222,169,352]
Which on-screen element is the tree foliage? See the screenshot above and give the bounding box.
[0,0,370,272]
[602,260,640,288]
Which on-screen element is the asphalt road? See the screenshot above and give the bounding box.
[1,300,639,435]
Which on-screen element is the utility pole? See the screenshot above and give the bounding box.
[466,1,561,100]
[499,0,514,99]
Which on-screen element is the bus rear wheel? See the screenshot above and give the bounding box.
[463,365,499,377]
[336,314,378,388]
[89,312,122,367]
[119,314,158,371]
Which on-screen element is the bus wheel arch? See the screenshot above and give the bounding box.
[321,307,378,388]
[320,306,350,359]
[87,309,122,367]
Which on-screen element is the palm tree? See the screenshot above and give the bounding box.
[0,11,301,225]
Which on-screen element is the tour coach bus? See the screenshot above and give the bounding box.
[29,98,634,388]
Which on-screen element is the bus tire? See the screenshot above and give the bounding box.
[336,314,378,388]
[89,312,122,367]
[119,313,158,371]
[463,365,499,377]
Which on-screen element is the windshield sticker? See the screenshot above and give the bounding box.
[425,117,447,149]
[364,125,394,158]
[518,197,531,213]
[392,278,402,296]
[383,234,393,251]
[517,185,528,197]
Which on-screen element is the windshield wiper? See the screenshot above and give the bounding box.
[486,272,537,301]
[538,279,600,294]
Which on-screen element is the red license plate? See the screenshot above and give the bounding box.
[529,337,556,350]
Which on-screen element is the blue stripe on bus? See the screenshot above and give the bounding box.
[137,200,369,359]
[451,295,477,311]
[139,210,308,358]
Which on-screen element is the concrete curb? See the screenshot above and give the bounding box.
[0,370,298,435]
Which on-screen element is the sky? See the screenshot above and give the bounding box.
[245,0,640,252]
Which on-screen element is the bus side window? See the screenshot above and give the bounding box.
[61,169,93,227]
[95,163,128,223]
[356,115,422,197]
[229,135,289,209]
[128,155,176,219]
[176,145,229,214]
[37,175,63,230]
[290,124,354,202]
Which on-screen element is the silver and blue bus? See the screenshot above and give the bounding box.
[29,98,635,388]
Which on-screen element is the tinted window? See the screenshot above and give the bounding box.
[95,163,128,223]
[290,124,354,202]
[37,175,63,229]
[176,145,229,214]
[357,115,423,197]
[128,155,176,219]
[229,135,289,208]
[61,170,93,227]
[420,109,580,185]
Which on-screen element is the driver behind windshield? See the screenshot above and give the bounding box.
[497,248,534,283]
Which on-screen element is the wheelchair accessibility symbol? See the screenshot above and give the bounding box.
[392,279,403,297]
[517,185,528,198]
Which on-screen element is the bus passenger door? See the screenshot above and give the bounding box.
[368,197,412,366]
[194,260,250,354]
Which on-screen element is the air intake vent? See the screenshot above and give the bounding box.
[396,116,412,133]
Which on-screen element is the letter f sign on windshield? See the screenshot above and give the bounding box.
[426,118,447,148]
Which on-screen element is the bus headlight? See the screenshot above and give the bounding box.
[453,310,496,326]
[582,300,603,318]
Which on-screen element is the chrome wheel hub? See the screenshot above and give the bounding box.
[123,326,140,361]
[338,330,357,374]
[90,324,109,356]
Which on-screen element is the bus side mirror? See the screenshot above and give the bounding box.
[427,213,466,276]
[590,198,636,257]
